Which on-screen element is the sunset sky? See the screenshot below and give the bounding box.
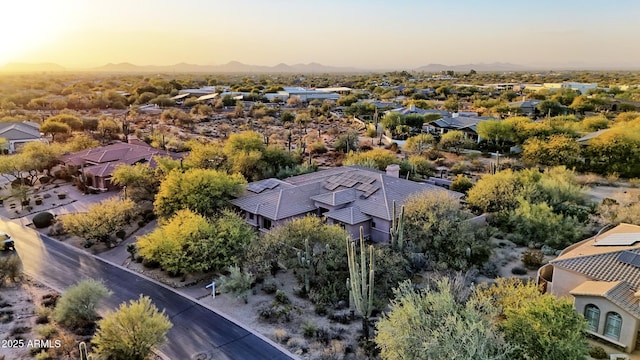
[3,0,640,69]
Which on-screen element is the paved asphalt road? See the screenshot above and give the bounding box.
[2,220,295,360]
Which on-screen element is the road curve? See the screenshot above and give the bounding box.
[2,220,295,360]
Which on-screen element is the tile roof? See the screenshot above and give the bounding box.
[552,224,640,319]
[60,142,183,178]
[576,129,611,144]
[325,206,371,225]
[231,166,462,222]
[571,281,640,318]
[0,122,41,140]
[431,115,496,132]
[311,188,357,206]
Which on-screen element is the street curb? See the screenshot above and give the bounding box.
[23,222,298,360]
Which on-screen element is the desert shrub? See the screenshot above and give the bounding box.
[35,306,52,324]
[41,294,59,308]
[589,345,608,359]
[54,279,111,328]
[36,324,57,338]
[274,290,290,305]
[273,329,289,343]
[309,141,327,154]
[261,280,277,294]
[450,162,468,175]
[450,175,473,194]
[33,351,52,360]
[521,249,544,269]
[33,212,55,228]
[511,266,528,275]
[218,265,255,303]
[0,255,22,286]
[301,321,318,338]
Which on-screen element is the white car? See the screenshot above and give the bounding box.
[0,232,14,251]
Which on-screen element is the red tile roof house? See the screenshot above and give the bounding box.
[231,165,463,243]
[538,223,640,353]
[59,142,183,192]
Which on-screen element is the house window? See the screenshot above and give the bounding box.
[604,312,622,340]
[371,221,376,229]
[584,304,600,332]
[249,213,254,220]
[262,218,272,230]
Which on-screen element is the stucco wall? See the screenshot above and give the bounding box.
[574,295,639,351]
[549,268,589,297]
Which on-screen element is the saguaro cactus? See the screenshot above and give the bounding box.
[390,200,405,252]
[346,226,375,338]
[79,341,93,360]
[297,238,311,294]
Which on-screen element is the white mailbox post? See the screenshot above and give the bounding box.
[205,281,216,299]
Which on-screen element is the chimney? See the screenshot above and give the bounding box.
[386,164,400,178]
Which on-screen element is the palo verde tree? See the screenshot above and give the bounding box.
[346,227,375,339]
[153,168,246,218]
[61,197,136,246]
[93,295,172,360]
[54,279,112,329]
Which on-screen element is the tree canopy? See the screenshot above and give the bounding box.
[153,168,246,218]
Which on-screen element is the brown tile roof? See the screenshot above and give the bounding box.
[552,224,640,319]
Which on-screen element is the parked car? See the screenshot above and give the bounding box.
[0,232,14,251]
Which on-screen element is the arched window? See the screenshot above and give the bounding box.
[604,312,622,340]
[584,304,600,332]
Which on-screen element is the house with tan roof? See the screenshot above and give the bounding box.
[59,142,182,191]
[538,223,640,352]
[230,165,462,242]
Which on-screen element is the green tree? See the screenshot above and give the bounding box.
[153,168,246,218]
[380,112,402,132]
[343,149,400,171]
[584,120,640,177]
[333,130,359,153]
[442,96,460,112]
[97,118,120,141]
[47,114,83,131]
[477,120,513,149]
[93,295,172,360]
[183,141,227,169]
[439,130,466,154]
[537,100,565,117]
[404,190,490,270]
[64,134,99,152]
[54,279,112,328]
[61,197,136,245]
[111,163,159,202]
[506,198,583,249]
[478,279,588,360]
[137,209,254,275]
[376,279,512,360]
[521,135,581,167]
[405,133,434,154]
[40,120,70,142]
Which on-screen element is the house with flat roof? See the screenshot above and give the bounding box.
[537,223,640,352]
[0,121,45,153]
[59,142,182,191]
[230,165,462,242]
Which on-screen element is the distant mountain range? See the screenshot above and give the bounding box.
[415,62,527,72]
[1,61,637,74]
[0,61,363,74]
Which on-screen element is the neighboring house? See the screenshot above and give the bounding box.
[59,142,182,191]
[427,114,496,143]
[230,165,462,242]
[0,121,45,153]
[537,223,640,352]
[387,104,449,117]
[576,128,611,145]
[508,99,541,117]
